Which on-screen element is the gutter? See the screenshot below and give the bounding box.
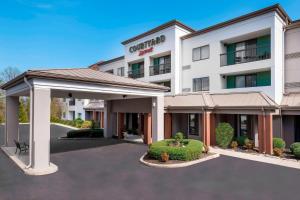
[24,77,33,169]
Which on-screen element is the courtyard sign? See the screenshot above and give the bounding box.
[129,35,166,55]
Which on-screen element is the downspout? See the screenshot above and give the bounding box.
[24,77,33,169]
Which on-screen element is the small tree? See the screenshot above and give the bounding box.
[216,123,234,148]
[19,98,28,123]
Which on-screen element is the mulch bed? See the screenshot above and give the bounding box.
[143,152,215,165]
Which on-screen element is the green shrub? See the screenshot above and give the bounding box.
[174,132,184,143]
[237,135,248,146]
[215,123,234,148]
[273,138,286,149]
[67,128,104,138]
[290,142,300,154]
[81,121,92,128]
[148,139,203,161]
[293,147,300,158]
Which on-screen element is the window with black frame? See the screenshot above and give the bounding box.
[188,114,199,136]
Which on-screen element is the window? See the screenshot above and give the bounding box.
[240,115,248,136]
[106,69,114,74]
[193,77,209,92]
[188,114,199,136]
[117,67,124,76]
[78,113,82,119]
[62,112,66,118]
[192,45,209,61]
[154,80,171,92]
[235,74,257,88]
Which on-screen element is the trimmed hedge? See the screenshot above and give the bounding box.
[216,123,234,148]
[67,128,104,138]
[273,138,286,149]
[237,135,248,146]
[290,142,300,154]
[51,116,93,129]
[293,147,300,158]
[148,139,203,161]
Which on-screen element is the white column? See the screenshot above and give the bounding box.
[31,88,51,170]
[104,100,113,138]
[5,96,19,146]
[152,96,164,142]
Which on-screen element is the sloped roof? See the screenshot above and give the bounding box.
[165,92,277,109]
[0,68,169,91]
[281,93,300,108]
[84,100,104,110]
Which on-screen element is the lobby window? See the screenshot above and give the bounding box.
[117,67,125,76]
[227,71,270,89]
[193,77,209,92]
[192,45,209,61]
[188,114,199,136]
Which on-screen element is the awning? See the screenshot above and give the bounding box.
[165,92,278,113]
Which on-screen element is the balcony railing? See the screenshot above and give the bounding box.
[149,63,171,76]
[220,45,271,66]
[128,68,144,79]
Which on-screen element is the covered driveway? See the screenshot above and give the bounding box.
[0,68,168,175]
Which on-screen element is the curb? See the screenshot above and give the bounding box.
[210,147,300,169]
[140,153,220,168]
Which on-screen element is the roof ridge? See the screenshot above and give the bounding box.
[259,92,278,106]
[182,3,291,40]
[122,19,195,45]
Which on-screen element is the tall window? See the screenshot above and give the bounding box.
[193,77,209,92]
[192,45,210,61]
[117,67,124,76]
[188,114,199,136]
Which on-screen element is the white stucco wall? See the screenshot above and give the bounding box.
[181,12,285,104]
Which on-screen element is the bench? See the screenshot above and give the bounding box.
[14,140,29,155]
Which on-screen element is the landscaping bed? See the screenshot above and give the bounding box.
[140,132,218,168]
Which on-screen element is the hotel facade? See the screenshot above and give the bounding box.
[83,4,300,154]
[2,4,300,174]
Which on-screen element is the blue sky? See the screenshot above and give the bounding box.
[0,0,299,72]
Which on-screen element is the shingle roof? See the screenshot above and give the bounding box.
[84,100,104,110]
[165,92,277,109]
[281,93,300,108]
[0,68,169,91]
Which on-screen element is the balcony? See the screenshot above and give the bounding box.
[220,45,270,66]
[149,63,171,76]
[128,68,144,79]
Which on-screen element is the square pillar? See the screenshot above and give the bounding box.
[31,88,51,170]
[117,113,125,139]
[100,112,104,128]
[143,113,152,144]
[5,96,19,146]
[258,114,273,154]
[210,113,216,146]
[201,111,212,146]
[152,96,164,142]
[104,101,112,138]
[164,113,172,139]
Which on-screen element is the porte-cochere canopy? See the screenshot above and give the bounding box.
[1,68,168,175]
